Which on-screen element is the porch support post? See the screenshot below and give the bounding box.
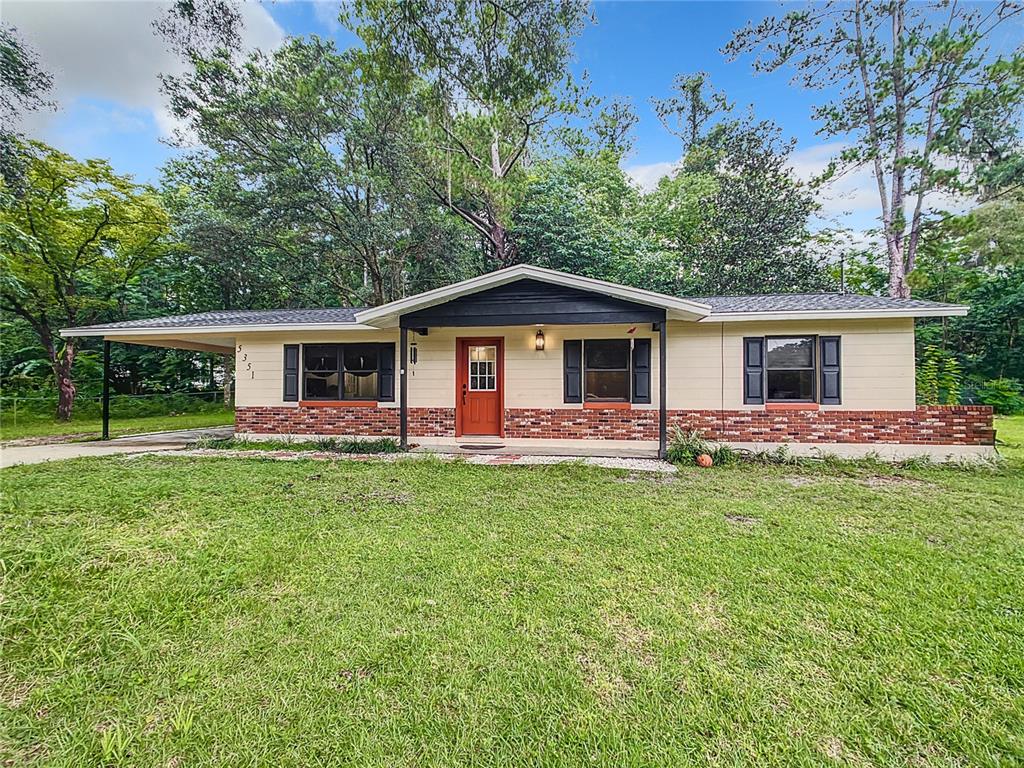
[399,326,408,449]
[102,339,111,441]
[658,321,667,459]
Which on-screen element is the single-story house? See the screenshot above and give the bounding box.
[62,265,995,459]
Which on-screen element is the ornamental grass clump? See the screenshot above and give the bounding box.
[666,428,736,467]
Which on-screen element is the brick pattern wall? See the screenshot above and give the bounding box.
[236,405,994,446]
[668,406,994,446]
[505,408,659,441]
[235,405,455,438]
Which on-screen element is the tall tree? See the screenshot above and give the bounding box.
[514,152,678,293]
[0,141,171,419]
[1,24,55,191]
[650,71,732,156]
[643,73,831,295]
[161,36,460,305]
[726,0,1024,298]
[345,0,591,268]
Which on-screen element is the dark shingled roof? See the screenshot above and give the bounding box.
[77,307,365,331]
[684,293,964,313]
[67,292,965,334]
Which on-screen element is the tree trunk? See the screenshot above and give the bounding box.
[489,219,517,267]
[887,238,910,298]
[52,343,77,421]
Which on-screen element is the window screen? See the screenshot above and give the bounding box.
[765,337,815,402]
[584,339,630,402]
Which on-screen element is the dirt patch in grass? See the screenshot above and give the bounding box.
[605,613,655,667]
[860,474,935,489]
[725,513,761,527]
[576,652,631,703]
[335,668,374,691]
[819,736,868,766]
[781,475,820,488]
[691,591,727,632]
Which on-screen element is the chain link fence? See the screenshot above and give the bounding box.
[0,390,230,429]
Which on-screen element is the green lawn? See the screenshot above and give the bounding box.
[995,415,1024,464]
[2,455,1022,766]
[0,409,234,442]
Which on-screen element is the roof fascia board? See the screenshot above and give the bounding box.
[356,265,711,326]
[700,307,969,322]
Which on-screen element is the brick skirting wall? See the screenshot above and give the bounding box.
[235,405,454,437]
[236,405,993,446]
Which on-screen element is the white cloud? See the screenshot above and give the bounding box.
[789,141,974,232]
[311,0,342,31]
[5,0,285,141]
[623,159,677,192]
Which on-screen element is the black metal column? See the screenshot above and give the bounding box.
[102,339,111,441]
[658,321,667,459]
[399,326,408,449]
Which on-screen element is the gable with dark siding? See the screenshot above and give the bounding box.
[400,278,666,328]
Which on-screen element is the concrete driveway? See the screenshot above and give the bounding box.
[0,427,234,468]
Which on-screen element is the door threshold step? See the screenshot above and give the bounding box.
[458,444,506,451]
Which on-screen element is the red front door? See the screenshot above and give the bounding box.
[456,338,504,437]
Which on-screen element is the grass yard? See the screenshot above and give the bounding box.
[0,409,234,443]
[2,454,1022,767]
[996,415,1024,464]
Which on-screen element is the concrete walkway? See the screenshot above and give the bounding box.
[0,427,233,468]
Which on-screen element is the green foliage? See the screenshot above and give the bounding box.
[513,152,679,292]
[0,140,172,419]
[726,0,1024,297]
[1,24,55,191]
[666,427,737,466]
[344,0,591,266]
[192,436,403,454]
[916,345,962,406]
[161,37,477,306]
[641,105,835,295]
[975,378,1024,415]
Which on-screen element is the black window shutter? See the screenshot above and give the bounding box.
[283,344,299,402]
[819,336,841,405]
[378,342,395,402]
[631,338,651,404]
[564,340,582,403]
[743,337,765,405]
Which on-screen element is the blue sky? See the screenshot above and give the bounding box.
[8,0,1006,236]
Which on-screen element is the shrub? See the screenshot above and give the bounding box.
[916,345,962,405]
[974,377,1024,414]
[666,428,736,466]
[189,436,404,454]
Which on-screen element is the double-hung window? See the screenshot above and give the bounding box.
[743,335,841,405]
[765,337,815,402]
[584,339,631,402]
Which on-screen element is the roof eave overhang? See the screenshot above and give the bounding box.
[60,322,378,338]
[355,264,711,327]
[699,307,969,323]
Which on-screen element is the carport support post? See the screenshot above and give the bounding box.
[399,326,408,449]
[102,339,111,441]
[658,321,667,459]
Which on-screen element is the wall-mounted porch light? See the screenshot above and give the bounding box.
[535,328,545,351]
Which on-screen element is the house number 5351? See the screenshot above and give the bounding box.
[238,344,254,379]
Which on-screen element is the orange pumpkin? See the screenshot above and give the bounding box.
[696,453,713,468]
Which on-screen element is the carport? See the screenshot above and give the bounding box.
[61,318,238,440]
